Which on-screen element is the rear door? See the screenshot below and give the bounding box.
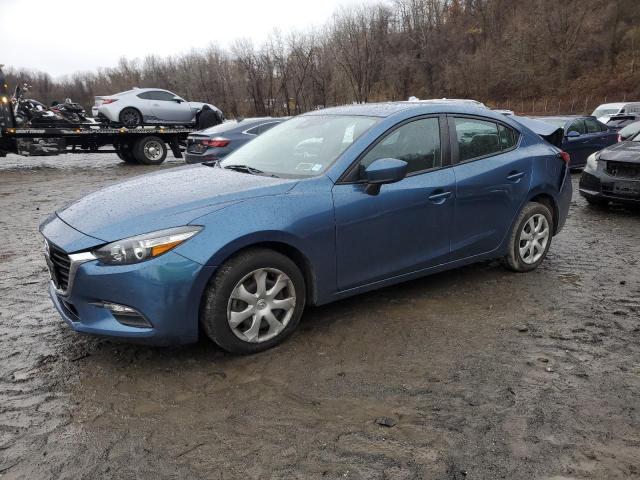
[584,117,618,152]
[449,115,530,261]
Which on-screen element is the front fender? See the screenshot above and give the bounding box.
[175,177,337,304]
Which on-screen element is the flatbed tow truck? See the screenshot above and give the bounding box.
[0,66,195,165]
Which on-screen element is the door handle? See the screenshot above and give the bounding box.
[507,171,525,182]
[428,190,452,204]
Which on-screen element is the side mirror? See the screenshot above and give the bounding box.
[566,130,581,138]
[173,96,184,103]
[364,158,408,195]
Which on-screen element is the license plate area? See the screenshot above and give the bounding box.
[613,181,640,196]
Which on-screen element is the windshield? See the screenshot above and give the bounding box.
[592,108,620,117]
[219,115,379,178]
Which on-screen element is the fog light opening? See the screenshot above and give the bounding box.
[97,301,152,328]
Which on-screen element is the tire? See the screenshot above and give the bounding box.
[133,136,167,165]
[119,107,142,128]
[504,202,554,272]
[115,142,138,164]
[201,248,306,354]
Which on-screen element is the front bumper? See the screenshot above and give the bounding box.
[48,251,215,345]
[41,215,216,345]
[579,170,640,205]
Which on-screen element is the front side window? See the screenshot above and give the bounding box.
[358,118,442,176]
[219,115,379,178]
[137,91,177,101]
[454,118,502,161]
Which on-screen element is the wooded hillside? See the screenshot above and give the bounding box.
[6,0,640,117]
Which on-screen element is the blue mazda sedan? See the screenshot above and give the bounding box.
[40,102,572,353]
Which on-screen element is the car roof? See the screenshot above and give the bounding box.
[533,115,593,123]
[595,103,626,109]
[303,101,492,118]
[195,117,286,135]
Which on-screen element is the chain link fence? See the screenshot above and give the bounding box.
[485,95,637,116]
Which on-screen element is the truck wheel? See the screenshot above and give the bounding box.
[133,136,167,165]
[115,142,138,164]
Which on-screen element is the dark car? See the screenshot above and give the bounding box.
[185,117,287,164]
[618,120,640,142]
[579,129,640,206]
[531,116,618,168]
[40,101,571,353]
[605,114,639,132]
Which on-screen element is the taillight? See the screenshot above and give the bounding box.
[101,98,118,105]
[617,134,622,142]
[558,151,570,164]
[203,137,230,148]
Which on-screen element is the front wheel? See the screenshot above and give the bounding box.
[201,248,306,354]
[504,202,554,272]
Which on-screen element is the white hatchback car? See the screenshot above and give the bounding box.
[92,88,221,127]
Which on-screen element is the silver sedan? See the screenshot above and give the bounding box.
[92,88,221,127]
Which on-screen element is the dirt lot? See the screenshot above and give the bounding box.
[0,153,639,480]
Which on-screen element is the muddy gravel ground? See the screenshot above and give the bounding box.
[0,153,639,480]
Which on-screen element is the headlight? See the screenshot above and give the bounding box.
[93,226,202,265]
[585,152,599,172]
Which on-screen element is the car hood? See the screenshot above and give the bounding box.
[188,102,222,114]
[599,141,640,164]
[57,165,297,242]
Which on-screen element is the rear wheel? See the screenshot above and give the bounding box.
[504,202,554,272]
[115,142,138,164]
[201,248,306,354]
[119,107,142,128]
[133,136,167,165]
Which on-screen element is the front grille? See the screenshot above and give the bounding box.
[49,243,71,291]
[605,161,640,179]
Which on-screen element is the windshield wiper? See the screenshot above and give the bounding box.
[223,164,265,175]
[223,164,279,178]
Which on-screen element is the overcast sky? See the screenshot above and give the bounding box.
[0,0,376,78]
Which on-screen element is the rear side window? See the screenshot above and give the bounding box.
[498,124,518,150]
[585,118,601,133]
[567,119,586,134]
[359,117,441,175]
[454,118,502,161]
[245,122,279,135]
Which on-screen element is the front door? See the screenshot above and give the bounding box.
[332,116,454,290]
[149,91,192,123]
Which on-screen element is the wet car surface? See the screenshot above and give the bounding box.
[0,153,639,479]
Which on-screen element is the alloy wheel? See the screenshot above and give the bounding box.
[519,213,549,264]
[227,268,296,343]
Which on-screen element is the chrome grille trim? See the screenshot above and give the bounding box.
[44,240,96,297]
